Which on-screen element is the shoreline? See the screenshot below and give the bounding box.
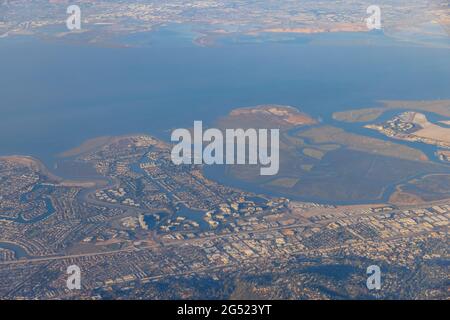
[2,102,450,206]
[0,155,104,188]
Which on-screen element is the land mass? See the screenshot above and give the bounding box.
[365,111,450,149]
[0,103,449,300]
[333,99,450,123]
[218,105,317,130]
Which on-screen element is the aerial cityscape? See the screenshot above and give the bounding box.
[0,0,449,301]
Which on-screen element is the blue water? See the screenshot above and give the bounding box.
[1,29,449,169]
[0,241,30,258]
[133,155,209,230]
[173,204,209,230]
[0,184,56,223]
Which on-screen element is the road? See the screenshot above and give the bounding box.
[1,199,447,267]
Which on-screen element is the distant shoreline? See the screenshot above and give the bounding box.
[0,155,103,188]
